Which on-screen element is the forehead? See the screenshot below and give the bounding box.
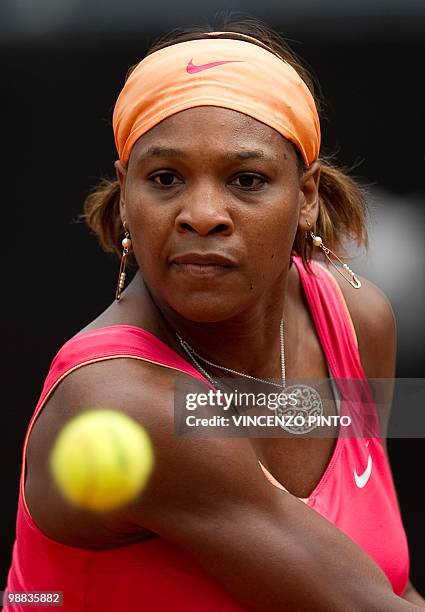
[130,106,295,162]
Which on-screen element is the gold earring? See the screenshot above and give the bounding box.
[115,227,132,301]
[306,219,362,289]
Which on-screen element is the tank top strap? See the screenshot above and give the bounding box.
[291,255,364,380]
[33,325,212,422]
[292,255,380,439]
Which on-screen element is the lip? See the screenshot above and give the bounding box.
[170,253,237,266]
[170,252,236,278]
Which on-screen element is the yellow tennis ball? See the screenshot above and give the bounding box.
[50,409,154,511]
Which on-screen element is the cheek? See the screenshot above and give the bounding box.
[246,228,294,287]
[125,192,173,268]
[242,196,299,271]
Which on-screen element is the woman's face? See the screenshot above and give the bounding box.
[117,107,319,322]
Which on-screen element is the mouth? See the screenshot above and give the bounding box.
[170,253,236,278]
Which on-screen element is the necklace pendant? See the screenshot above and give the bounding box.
[275,384,323,435]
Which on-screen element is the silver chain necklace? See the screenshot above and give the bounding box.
[176,320,324,435]
[176,319,286,389]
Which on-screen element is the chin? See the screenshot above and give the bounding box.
[167,293,243,323]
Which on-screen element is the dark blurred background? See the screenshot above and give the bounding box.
[2,0,424,593]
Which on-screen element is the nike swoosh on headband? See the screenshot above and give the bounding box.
[186,58,243,74]
[354,453,373,488]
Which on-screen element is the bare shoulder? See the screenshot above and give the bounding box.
[322,262,397,378]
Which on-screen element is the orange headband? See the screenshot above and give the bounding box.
[113,35,321,166]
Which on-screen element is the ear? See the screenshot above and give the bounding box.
[298,161,321,232]
[114,160,128,226]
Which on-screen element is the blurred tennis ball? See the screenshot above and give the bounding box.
[50,409,154,511]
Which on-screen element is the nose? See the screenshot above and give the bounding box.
[174,190,234,236]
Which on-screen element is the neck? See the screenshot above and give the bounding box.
[140,266,299,382]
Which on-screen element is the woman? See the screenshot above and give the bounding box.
[5,19,425,611]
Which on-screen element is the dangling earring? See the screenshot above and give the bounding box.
[115,226,132,301]
[306,219,362,289]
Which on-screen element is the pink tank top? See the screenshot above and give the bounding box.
[5,256,410,610]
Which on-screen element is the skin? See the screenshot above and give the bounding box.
[25,107,425,610]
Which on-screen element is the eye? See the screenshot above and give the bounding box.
[149,171,182,188]
[231,173,267,190]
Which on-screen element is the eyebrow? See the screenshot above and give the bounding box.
[135,146,272,163]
